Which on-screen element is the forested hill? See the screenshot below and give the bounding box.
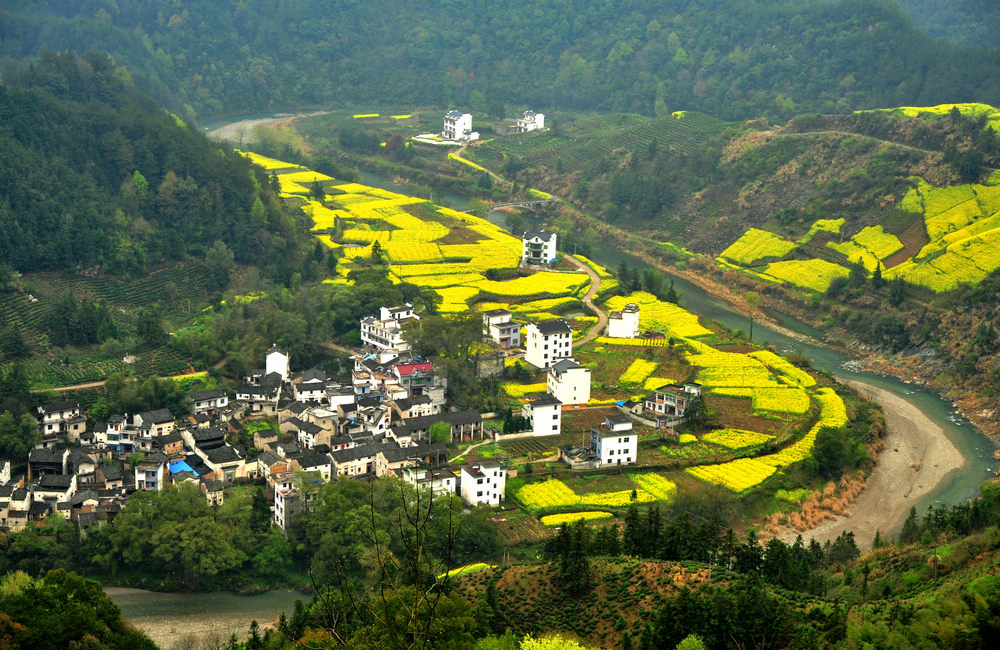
[898,0,1000,48]
[0,51,303,279]
[3,0,1000,122]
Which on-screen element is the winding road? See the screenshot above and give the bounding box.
[563,255,608,346]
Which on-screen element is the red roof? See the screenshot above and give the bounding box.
[395,362,433,376]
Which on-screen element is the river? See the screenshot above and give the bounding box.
[106,587,308,649]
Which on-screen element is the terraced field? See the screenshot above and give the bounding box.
[468,112,729,173]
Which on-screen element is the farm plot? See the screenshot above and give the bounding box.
[605,292,712,338]
[720,228,796,265]
[761,259,850,293]
[516,477,659,512]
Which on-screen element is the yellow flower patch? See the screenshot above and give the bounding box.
[619,359,659,384]
[720,228,796,265]
[627,473,677,501]
[502,382,548,398]
[540,512,613,526]
[686,457,777,492]
[761,259,850,293]
[701,428,774,450]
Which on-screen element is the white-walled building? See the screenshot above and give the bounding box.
[525,319,573,369]
[443,110,479,142]
[590,414,637,466]
[521,230,557,265]
[360,304,419,353]
[547,358,591,405]
[523,394,562,436]
[607,303,640,338]
[643,382,703,418]
[36,400,85,447]
[483,309,521,349]
[460,461,506,507]
[266,347,290,381]
[401,467,458,497]
[514,110,545,132]
[189,388,229,416]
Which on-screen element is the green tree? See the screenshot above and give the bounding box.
[136,308,167,348]
[0,412,40,460]
[205,240,235,290]
[429,421,452,444]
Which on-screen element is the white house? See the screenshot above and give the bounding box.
[400,467,458,497]
[188,388,229,416]
[523,394,562,436]
[643,382,702,418]
[483,309,521,349]
[360,304,419,353]
[292,368,328,402]
[525,319,573,369]
[443,110,479,142]
[134,451,169,491]
[460,461,506,507]
[514,110,545,132]
[590,414,637,466]
[607,303,640,338]
[521,230,557,265]
[36,400,85,446]
[547,358,591,405]
[266,347,290,381]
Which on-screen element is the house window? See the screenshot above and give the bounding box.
[552,425,557,431]
[476,491,482,497]
[553,414,558,420]
[477,478,483,484]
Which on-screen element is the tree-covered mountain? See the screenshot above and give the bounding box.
[898,0,1000,48]
[0,50,306,280]
[3,1,1000,122]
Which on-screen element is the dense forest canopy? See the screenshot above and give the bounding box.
[0,50,306,279]
[897,0,1000,48]
[3,1,1000,121]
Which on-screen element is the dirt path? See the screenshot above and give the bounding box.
[206,111,330,145]
[781,380,965,550]
[563,255,607,346]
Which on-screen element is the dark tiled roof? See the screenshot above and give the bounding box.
[331,444,378,464]
[529,394,562,407]
[38,474,73,489]
[190,388,227,401]
[204,445,243,464]
[522,229,552,241]
[137,409,174,425]
[39,400,78,413]
[534,319,571,335]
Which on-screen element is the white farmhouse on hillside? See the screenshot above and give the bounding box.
[607,303,640,338]
[443,110,479,142]
[360,304,420,353]
[590,413,637,466]
[483,309,521,349]
[522,394,562,436]
[525,319,572,369]
[514,110,545,132]
[460,461,506,507]
[521,230,557,265]
[547,358,591,405]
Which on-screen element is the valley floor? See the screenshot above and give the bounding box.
[782,380,964,549]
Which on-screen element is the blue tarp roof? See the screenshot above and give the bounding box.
[169,460,198,476]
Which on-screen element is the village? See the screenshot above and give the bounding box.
[0,224,705,536]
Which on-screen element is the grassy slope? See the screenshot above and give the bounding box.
[456,528,1000,648]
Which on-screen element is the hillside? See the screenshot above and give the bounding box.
[0,51,322,392]
[898,0,1000,47]
[453,520,1000,648]
[3,1,1000,121]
